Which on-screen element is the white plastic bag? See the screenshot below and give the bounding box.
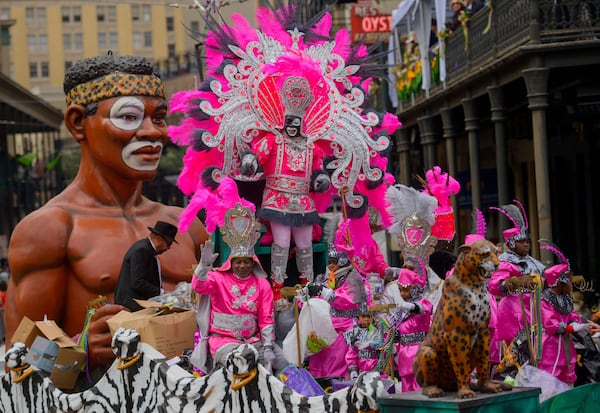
[514,363,571,402]
[282,298,338,364]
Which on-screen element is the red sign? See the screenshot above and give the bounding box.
[351,5,392,43]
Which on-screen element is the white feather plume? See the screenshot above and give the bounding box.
[385,184,438,233]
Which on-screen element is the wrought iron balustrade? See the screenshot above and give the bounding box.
[396,0,600,110]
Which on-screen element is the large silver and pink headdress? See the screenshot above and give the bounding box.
[385,184,438,265]
[167,3,401,232]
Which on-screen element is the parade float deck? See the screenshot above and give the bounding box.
[2,330,599,412]
[0,329,383,413]
[378,387,541,413]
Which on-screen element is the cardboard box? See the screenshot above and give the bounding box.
[107,300,197,359]
[12,317,86,389]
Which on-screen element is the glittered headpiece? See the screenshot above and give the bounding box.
[281,76,314,118]
[385,184,438,264]
[167,5,401,232]
[491,199,529,248]
[397,266,426,301]
[328,243,351,267]
[358,302,372,316]
[220,203,261,258]
[64,54,164,106]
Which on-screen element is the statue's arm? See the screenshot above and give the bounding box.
[5,207,70,342]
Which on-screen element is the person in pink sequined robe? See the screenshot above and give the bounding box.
[488,238,545,344]
[489,202,546,346]
[538,264,590,385]
[392,268,432,392]
[343,305,383,378]
[307,247,369,379]
[192,254,286,371]
[244,109,331,309]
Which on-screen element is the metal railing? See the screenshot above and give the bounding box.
[397,0,600,108]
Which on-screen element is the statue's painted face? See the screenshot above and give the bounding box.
[284,115,302,138]
[84,95,168,180]
[108,96,167,171]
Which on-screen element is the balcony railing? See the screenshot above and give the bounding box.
[395,0,600,109]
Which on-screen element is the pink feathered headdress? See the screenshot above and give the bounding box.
[420,166,460,241]
[168,3,399,235]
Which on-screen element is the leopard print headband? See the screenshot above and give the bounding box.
[65,72,165,106]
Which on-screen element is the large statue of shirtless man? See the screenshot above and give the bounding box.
[4,54,208,372]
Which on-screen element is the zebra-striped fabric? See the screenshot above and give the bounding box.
[1,335,384,412]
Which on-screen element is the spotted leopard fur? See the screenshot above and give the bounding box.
[412,239,510,398]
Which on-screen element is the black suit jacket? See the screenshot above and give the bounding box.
[466,1,485,17]
[114,238,161,311]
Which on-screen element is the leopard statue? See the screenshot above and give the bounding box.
[412,238,512,398]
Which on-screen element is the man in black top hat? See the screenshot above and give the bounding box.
[115,221,179,311]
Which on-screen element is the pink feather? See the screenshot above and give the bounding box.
[476,208,486,237]
[539,240,568,265]
[178,190,210,233]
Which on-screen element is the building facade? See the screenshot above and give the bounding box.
[390,0,600,284]
[1,0,243,110]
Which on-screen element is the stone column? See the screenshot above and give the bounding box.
[417,114,438,170]
[488,84,510,207]
[396,127,412,185]
[523,67,553,264]
[440,107,461,244]
[462,96,482,210]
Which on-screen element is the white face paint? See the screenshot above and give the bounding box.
[284,115,302,138]
[122,139,164,171]
[110,96,145,131]
[110,97,164,171]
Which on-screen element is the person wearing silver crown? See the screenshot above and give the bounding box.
[306,244,369,380]
[240,76,331,311]
[488,200,546,346]
[191,203,287,372]
[382,184,444,314]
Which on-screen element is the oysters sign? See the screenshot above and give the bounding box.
[350,5,392,43]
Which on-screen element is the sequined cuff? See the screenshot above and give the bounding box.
[260,324,275,347]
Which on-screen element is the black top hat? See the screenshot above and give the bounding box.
[148,221,178,244]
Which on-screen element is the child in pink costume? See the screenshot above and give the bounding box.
[307,246,370,379]
[537,243,590,385]
[488,201,545,345]
[343,303,383,379]
[393,267,432,392]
